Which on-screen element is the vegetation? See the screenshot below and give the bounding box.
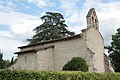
[0,52,6,69]
[0,69,120,80]
[10,57,14,65]
[28,12,75,44]
[106,28,120,72]
[0,50,12,69]
[62,57,88,72]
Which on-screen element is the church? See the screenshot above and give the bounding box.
[9,8,113,72]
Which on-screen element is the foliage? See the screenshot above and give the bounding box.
[0,69,120,80]
[10,57,14,65]
[106,28,120,72]
[5,57,16,67]
[4,60,11,68]
[0,50,11,69]
[0,52,5,69]
[62,57,88,72]
[28,12,75,44]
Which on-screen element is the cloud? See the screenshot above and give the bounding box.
[0,11,38,26]
[0,10,42,42]
[0,31,13,38]
[59,0,81,18]
[26,0,53,7]
[11,19,42,34]
[66,12,81,24]
[10,19,42,42]
[0,0,15,12]
[0,37,26,60]
[95,1,120,46]
[59,0,86,32]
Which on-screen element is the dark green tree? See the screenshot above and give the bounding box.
[0,50,11,69]
[28,12,75,44]
[0,51,5,69]
[5,57,16,67]
[62,57,88,72]
[10,57,14,65]
[106,28,120,72]
[4,60,10,67]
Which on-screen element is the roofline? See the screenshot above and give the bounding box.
[18,34,82,49]
[15,45,55,54]
[14,49,36,54]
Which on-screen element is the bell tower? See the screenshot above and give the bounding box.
[86,8,99,30]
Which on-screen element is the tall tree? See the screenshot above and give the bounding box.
[0,50,11,69]
[10,57,14,65]
[0,50,5,69]
[4,60,11,67]
[28,12,75,44]
[106,28,120,72]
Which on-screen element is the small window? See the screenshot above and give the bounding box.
[92,17,94,23]
[95,19,97,24]
[93,11,96,16]
[92,17,94,20]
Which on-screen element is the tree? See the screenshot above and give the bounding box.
[10,57,14,65]
[106,28,120,72]
[28,12,75,44]
[4,60,10,68]
[0,50,11,69]
[62,57,88,72]
[0,51,5,69]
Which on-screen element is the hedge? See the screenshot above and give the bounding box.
[0,69,120,80]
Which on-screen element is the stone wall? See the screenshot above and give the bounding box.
[31,35,92,71]
[85,27,105,72]
[9,52,37,70]
[36,48,54,71]
[52,37,90,71]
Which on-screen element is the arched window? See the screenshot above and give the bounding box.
[92,17,94,23]
[95,19,98,30]
[95,19,97,24]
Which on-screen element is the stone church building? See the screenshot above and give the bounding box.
[10,8,112,72]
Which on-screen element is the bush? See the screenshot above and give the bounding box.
[0,69,120,80]
[62,57,88,72]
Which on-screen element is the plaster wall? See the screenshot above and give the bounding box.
[85,27,105,72]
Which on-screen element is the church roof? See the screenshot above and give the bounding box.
[15,45,54,54]
[18,34,82,49]
[86,8,95,18]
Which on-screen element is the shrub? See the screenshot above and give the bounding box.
[0,69,120,80]
[62,57,88,72]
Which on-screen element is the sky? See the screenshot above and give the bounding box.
[0,0,120,60]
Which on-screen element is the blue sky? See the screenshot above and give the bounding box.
[0,0,120,60]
